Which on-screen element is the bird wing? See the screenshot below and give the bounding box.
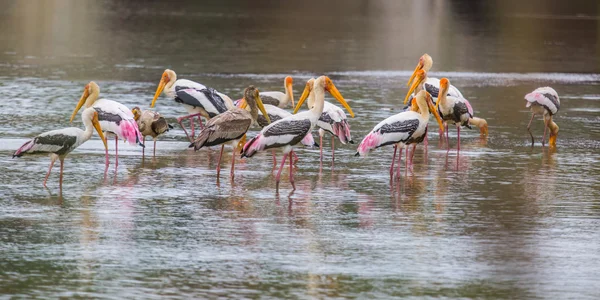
[258,92,282,107]
[175,87,229,117]
[260,118,312,148]
[190,109,251,149]
[525,87,560,115]
[14,128,80,157]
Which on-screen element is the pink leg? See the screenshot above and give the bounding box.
[405,146,409,173]
[142,136,146,158]
[395,146,403,179]
[275,153,288,189]
[114,136,119,167]
[104,135,110,167]
[527,113,535,146]
[457,126,461,152]
[424,131,428,147]
[445,123,450,151]
[331,136,335,167]
[190,116,195,140]
[289,151,296,190]
[410,143,417,166]
[197,116,205,130]
[293,151,299,163]
[271,150,277,167]
[59,158,64,188]
[216,144,224,177]
[43,158,56,187]
[319,134,323,168]
[153,138,156,157]
[542,117,548,147]
[230,147,236,178]
[389,145,397,178]
[177,113,203,143]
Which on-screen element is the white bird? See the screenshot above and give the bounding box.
[525,86,560,147]
[70,81,144,167]
[241,76,354,190]
[356,90,443,179]
[405,53,463,105]
[13,107,108,187]
[151,69,234,142]
[257,76,295,108]
[294,78,353,167]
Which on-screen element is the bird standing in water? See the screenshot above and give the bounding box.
[131,107,173,158]
[524,87,560,147]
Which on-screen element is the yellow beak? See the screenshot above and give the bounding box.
[239,98,247,109]
[407,61,423,87]
[255,95,271,124]
[151,77,167,108]
[326,82,354,118]
[286,81,295,107]
[70,88,89,123]
[292,84,311,114]
[404,73,425,105]
[426,93,444,134]
[92,112,108,151]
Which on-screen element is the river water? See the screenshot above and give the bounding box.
[1,0,599,298]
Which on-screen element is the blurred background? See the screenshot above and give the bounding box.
[0,0,599,82]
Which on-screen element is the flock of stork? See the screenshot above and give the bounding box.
[12,54,561,190]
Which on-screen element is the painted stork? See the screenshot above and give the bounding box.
[434,78,488,151]
[524,87,560,147]
[151,69,234,142]
[355,90,444,178]
[405,53,464,105]
[258,76,295,108]
[241,76,353,190]
[189,86,270,179]
[70,81,144,167]
[293,77,354,167]
[131,107,173,158]
[13,108,108,187]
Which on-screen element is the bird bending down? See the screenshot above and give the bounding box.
[433,78,488,151]
[14,108,108,188]
[294,78,354,168]
[356,90,444,179]
[132,107,173,158]
[70,82,144,168]
[189,86,270,179]
[524,87,560,147]
[258,76,295,108]
[241,76,354,190]
[151,69,234,142]
[406,53,464,104]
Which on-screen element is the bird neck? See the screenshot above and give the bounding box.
[285,85,294,106]
[438,89,447,107]
[82,117,95,142]
[417,98,430,120]
[248,101,259,121]
[310,88,325,117]
[85,89,100,107]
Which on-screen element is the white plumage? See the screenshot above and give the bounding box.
[525,86,560,115]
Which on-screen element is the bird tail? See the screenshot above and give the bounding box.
[301,133,318,148]
[335,120,352,145]
[120,120,144,147]
[189,128,211,151]
[525,91,545,105]
[152,117,171,135]
[355,131,382,157]
[240,134,264,158]
[13,140,34,158]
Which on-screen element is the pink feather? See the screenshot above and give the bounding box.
[301,133,316,147]
[13,140,34,157]
[356,131,383,157]
[118,120,142,145]
[241,134,266,158]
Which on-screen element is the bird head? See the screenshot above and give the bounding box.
[151,69,176,108]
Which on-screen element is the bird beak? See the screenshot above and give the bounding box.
[237,134,247,150]
[239,98,247,109]
[70,87,89,123]
[151,76,168,108]
[286,80,295,107]
[404,73,425,105]
[255,95,271,124]
[326,81,354,118]
[549,123,559,147]
[407,60,424,87]
[293,84,311,114]
[426,93,444,133]
[92,112,108,151]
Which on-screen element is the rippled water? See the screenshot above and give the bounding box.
[1,0,600,298]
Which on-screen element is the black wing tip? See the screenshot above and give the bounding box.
[313,142,320,147]
[138,142,146,148]
[168,124,174,130]
[349,140,355,144]
[354,152,360,157]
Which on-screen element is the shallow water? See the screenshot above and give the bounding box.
[1,0,600,298]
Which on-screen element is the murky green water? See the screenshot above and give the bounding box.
[1,0,600,298]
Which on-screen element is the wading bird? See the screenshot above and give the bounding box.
[241,76,353,189]
[131,107,173,158]
[151,69,234,142]
[405,53,463,105]
[258,76,295,108]
[524,87,560,147]
[70,82,143,167]
[294,78,353,167]
[355,90,444,178]
[13,108,108,187]
[435,78,488,151]
[190,86,270,179]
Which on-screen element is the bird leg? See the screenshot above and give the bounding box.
[43,157,57,187]
[197,116,205,130]
[396,146,403,179]
[331,136,335,168]
[142,136,146,159]
[271,150,277,167]
[216,144,224,178]
[405,146,409,174]
[153,138,157,158]
[319,134,323,169]
[542,116,549,147]
[230,146,236,179]
[275,153,288,190]
[59,157,64,188]
[457,125,461,152]
[424,131,428,148]
[410,143,417,166]
[389,145,397,178]
[104,135,110,167]
[445,123,450,151]
[292,151,299,164]
[289,151,296,190]
[527,113,535,146]
[114,136,119,167]
[176,113,203,143]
